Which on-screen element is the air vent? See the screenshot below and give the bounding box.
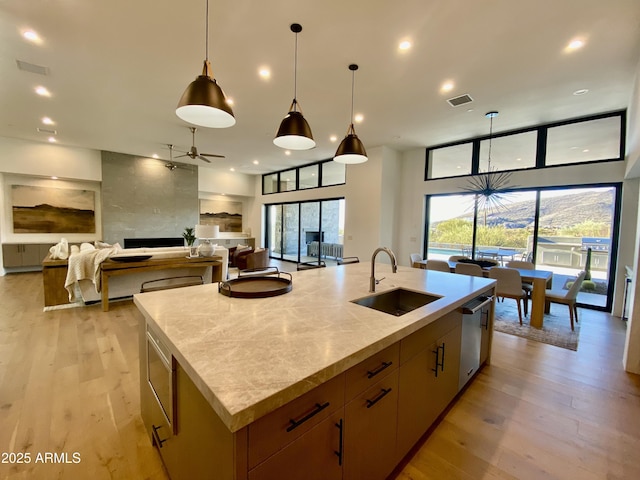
[16,60,49,76]
[37,128,57,135]
[447,94,473,107]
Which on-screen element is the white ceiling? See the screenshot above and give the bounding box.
[1,0,639,176]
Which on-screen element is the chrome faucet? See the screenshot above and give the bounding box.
[370,247,398,292]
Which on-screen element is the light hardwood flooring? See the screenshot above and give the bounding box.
[1,271,639,479]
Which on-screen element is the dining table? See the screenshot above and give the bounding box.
[436,260,554,328]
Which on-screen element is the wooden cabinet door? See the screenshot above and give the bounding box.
[397,322,462,461]
[2,244,22,267]
[344,369,399,480]
[430,325,462,415]
[21,244,43,266]
[248,410,344,480]
[397,348,437,459]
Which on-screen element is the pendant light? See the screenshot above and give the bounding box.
[334,64,367,164]
[176,0,235,128]
[273,23,315,150]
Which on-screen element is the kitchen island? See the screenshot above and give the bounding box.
[135,263,495,480]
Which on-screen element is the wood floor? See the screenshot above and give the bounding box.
[1,271,639,479]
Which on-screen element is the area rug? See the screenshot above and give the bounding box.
[493,300,580,351]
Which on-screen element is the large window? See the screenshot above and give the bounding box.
[425,184,621,311]
[262,159,346,195]
[426,111,624,180]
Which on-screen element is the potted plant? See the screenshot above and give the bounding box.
[183,227,198,257]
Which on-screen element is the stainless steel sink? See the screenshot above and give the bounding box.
[351,288,441,316]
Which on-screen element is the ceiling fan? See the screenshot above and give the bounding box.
[175,127,225,163]
[164,144,179,170]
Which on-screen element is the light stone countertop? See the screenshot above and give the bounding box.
[133,263,495,432]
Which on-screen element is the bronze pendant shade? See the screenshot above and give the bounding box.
[274,23,315,150]
[176,0,235,128]
[334,64,367,164]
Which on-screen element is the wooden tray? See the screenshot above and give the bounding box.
[219,272,292,298]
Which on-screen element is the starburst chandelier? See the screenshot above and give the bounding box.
[461,111,513,216]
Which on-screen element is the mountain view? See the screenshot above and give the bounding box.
[448,190,614,229]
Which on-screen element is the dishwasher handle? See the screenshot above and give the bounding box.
[461,295,494,315]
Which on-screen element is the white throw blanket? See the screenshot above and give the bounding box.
[64,246,119,301]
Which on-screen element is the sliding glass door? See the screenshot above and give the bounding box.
[425,184,620,311]
[534,187,616,308]
[266,198,345,264]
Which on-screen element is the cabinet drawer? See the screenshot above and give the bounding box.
[345,343,399,401]
[248,409,343,480]
[400,311,461,363]
[248,374,345,469]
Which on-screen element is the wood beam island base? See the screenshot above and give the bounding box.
[134,263,496,480]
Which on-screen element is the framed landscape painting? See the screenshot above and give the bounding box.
[11,185,96,233]
[199,199,242,232]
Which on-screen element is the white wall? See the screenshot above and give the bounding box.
[0,137,103,274]
[198,168,255,197]
[625,57,640,178]
[0,136,102,181]
[623,58,640,373]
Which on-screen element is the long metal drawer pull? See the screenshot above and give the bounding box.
[152,424,167,448]
[286,402,330,432]
[366,388,392,409]
[334,419,344,466]
[432,344,445,377]
[366,361,393,379]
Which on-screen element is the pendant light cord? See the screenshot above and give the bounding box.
[293,30,298,103]
[205,0,209,61]
[488,114,493,170]
[350,69,355,125]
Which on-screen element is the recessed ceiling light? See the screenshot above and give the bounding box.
[354,113,364,123]
[573,88,589,96]
[35,86,51,97]
[152,154,159,159]
[22,30,41,44]
[226,97,234,106]
[41,117,54,125]
[398,40,411,51]
[440,81,454,93]
[583,149,590,153]
[564,38,585,52]
[252,159,259,165]
[258,67,271,79]
[330,135,338,142]
[47,136,56,143]
[51,176,58,180]
[230,167,235,172]
[284,150,291,156]
[516,158,522,162]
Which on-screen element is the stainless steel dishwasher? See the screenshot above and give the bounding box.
[458,295,493,391]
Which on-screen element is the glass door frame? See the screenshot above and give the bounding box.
[264,197,345,265]
[424,182,622,312]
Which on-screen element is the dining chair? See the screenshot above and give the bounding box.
[454,262,484,277]
[506,260,535,298]
[449,255,470,262]
[409,253,424,269]
[545,270,586,331]
[489,267,528,324]
[425,259,450,272]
